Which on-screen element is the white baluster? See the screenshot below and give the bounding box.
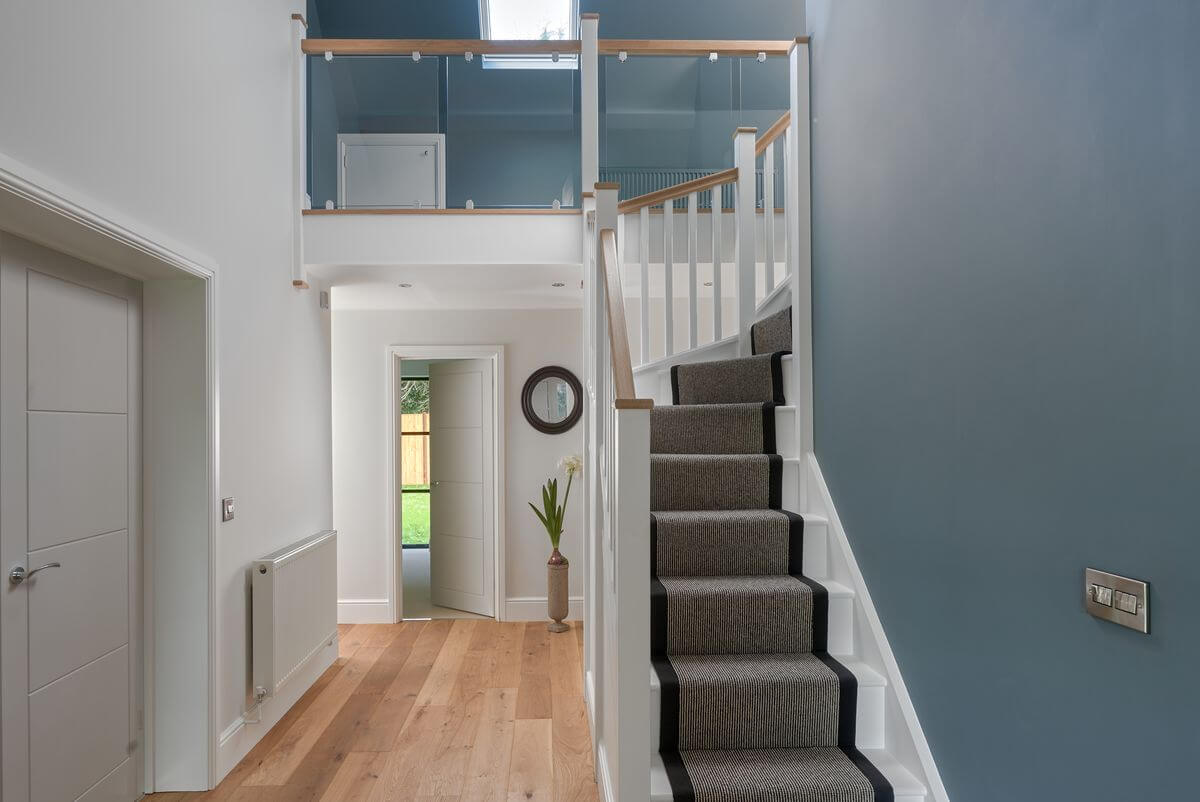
[783,127,792,281]
[733,127,758,355]
[763,141,776,296]
[663,197,674,356]
[687,191,699,349]
[712,189,723,340]
[639,206,650,363]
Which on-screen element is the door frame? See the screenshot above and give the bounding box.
[0,153,220,792]
[385,345,505,622]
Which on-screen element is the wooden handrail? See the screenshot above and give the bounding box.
[599,228,646,406]
[301,38,582,56]
[598,39,802,57]
[301,208,581,216]
[617,167,738,214]
[299,38,807,58]
[755,111,791,157]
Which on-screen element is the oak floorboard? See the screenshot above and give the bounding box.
[243,645,385,785]
[352,619,450,752]
[552,692,598,801]
[317,751,389,802]
[516,623,554,719]
[461,687,518,801]
[506,718,554,801]
[415,619,477,707]
[145,621,597,802]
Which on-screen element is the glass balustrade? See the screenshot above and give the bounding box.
[307,52,580,210]
[305,46,786,212]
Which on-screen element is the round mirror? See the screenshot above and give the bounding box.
[521,366,582,434]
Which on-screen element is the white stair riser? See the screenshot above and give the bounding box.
[774,405,798,458]
[782,457,801,510]
[802,516,829,580]
[781,354,794,404]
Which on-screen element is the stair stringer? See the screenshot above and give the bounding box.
[804,452,951,802]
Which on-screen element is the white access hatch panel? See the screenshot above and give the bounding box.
[338,133,445,209]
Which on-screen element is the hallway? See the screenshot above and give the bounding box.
[148,621,597,801]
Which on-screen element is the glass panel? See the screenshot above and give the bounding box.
[307,54,441,210]
[738,56,789,209]
[446,54,580,208]
[600,55,790,208]
[601,55,734,207]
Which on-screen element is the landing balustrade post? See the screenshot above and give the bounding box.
[581,14,600,192]
[291,13,309,289]
[733,127,758,355]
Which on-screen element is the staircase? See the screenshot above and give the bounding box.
[645,309,925,801]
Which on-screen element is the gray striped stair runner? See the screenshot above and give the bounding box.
[651,310,893,801]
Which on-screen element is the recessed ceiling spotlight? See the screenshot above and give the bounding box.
[551,282,566,288]
[398,283,413,288]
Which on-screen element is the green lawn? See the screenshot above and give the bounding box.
[402,486,430,546]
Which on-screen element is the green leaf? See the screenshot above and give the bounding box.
[528,501,551,532]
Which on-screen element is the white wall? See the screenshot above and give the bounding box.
[0,0,332,785]
[332,307,584,618]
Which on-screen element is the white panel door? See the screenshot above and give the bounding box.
[428,359,494,616]
[1,235,141,802]
[338,134,444,209]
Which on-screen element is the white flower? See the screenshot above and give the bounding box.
[559,454,583,477]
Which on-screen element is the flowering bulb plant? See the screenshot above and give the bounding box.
[529,455,582,551]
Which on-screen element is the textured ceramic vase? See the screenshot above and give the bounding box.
[547,548,570,633]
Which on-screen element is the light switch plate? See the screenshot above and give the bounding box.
[222,497,235,522]
[1085,568,1148,633]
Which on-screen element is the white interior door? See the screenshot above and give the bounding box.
[428,359,494,616]
[1,235,141,802]
[338,134,444,209]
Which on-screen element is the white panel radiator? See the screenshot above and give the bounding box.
[252,530,338,701]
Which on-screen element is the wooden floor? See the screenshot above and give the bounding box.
[149,620,599,801]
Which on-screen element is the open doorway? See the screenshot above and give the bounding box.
[389,348,504,621]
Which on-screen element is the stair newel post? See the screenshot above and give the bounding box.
[785,38,814,466]
[580,190,601,767]
[733,127,758,356]
[609,398,651,802]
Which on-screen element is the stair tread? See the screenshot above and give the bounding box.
[650,747,927,801]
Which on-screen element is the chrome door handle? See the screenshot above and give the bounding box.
[9,562,61,585]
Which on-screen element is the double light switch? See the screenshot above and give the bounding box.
[1085,568,1149,633]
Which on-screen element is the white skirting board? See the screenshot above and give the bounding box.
[215,637,337,783]
[504,595,584,622]
[806,453,950,802]
[337,598,392,624]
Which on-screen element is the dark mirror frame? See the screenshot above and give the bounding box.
[521,365,583,434]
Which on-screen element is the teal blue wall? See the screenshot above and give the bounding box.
[807,2,1200,799]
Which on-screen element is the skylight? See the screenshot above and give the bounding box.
[479,0,579,69]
